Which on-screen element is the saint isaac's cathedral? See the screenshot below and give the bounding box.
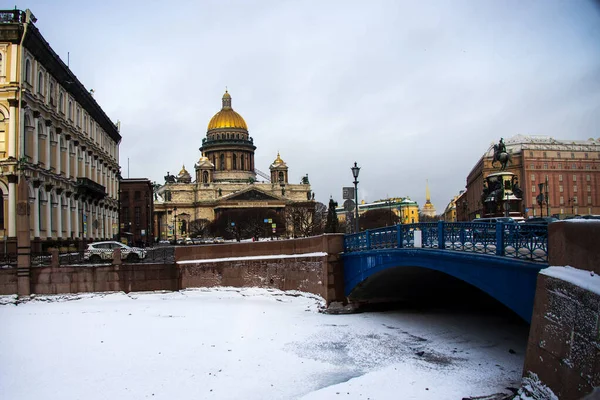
[153,91,314,240]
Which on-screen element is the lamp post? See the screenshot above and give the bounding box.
[351,162,360,233]
[173,206,178,243]
[545,176,550,217]
[537,183,545,217]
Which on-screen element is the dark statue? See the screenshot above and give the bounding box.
[511,175,523,199]
[164,172,176,184]
[301,174,310,185]
[492,137,511,171]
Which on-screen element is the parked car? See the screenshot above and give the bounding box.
[524,217,558,225]
[84,241,147,263]
[213,237,225,244]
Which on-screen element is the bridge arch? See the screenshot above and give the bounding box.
[343,249,543,322]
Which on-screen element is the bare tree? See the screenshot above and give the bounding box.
[189,218,211,238]
[359,209,399,231]
[285,201,326,237]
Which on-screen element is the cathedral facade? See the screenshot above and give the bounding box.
[153,91,314,240]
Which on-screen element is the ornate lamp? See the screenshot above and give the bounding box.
[351,162,360,233]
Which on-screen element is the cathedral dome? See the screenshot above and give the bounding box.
[207,90,248,131]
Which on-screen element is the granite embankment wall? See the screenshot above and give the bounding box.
[0,234,345,304]
[524,221,600,399]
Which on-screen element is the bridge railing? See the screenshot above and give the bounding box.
[344,221,548,263]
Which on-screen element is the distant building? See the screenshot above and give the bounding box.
[0,9,121,251]
[119,179,153,246]
[336,197,420,225]
[466,134,600,220]
[454,190,468,222]
[443,193,460,222]
[421,180,437,217]
[153,91,313,240]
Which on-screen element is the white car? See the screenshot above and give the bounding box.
[84,241,147,263]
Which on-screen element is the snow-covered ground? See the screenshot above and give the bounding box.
[0,288,528,400]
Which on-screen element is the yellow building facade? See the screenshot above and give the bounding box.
[0,9,121,250]
[154,91,313,239]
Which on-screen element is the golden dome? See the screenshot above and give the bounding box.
[207,90,248,131]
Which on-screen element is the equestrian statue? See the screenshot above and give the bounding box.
[492,137,512,171]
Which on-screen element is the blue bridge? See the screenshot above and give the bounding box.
[342,221,549,322]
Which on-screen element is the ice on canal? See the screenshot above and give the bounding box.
[0,288,527,399]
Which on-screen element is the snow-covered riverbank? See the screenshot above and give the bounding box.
[0,288,528,399]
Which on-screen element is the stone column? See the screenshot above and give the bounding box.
[33,183,40,238]
[55,190,62,239]
[73,142,79,178]
[55,128,62,175]
[74,197,80,238]
[64,135,71,180]
[87,151,92,179]
[45,120,52,170]
[46,189,52,238]
[7,175,17,237]
[7,99,17,159]
[65,195,72,238]
[16,176,31,296]
[33,111,40,164]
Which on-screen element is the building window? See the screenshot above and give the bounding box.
[76,108,80,127]
[585,153,588,159]
[59,92,64,113]
[543,152,547,158]
[532,196,536,206]
[574,185,578,193]
[573,196,578,204]
[559,185,563,193]
[543,163,548,169]
[122,191,129,201]
[560,208,564,214]
[123,207,129,224]
[559,175,563,181]
[134,191,141,200]
[529,151,533,157]
[588,185,591,192]
[531,186,536,193]
[202,171,208,183]
[24,59,31,83]
[530,164,534,170]
[233,154,237,170]
[135,207,141,226]
[49,82,54,104]
[530,174,535,181]
[573,175,577,182]
[571,152,575,159]
[68,101,73,120]
[572,163,576,169]
[557,152,561,158]
[220,154,225,170]
[37,71,43,94]
[560,196,564,204]
[586,164,591,170]
[240,154,245,171]
[558,163,562,169]
[588,196,592,205]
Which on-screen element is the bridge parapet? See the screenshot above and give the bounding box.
[344,221,548,263]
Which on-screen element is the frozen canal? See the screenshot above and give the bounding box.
[0,288,528,399]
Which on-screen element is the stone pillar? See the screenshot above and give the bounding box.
[45,121,51,172]
[46,190,52,238]
[56,192,62,239]
[74,197,80,238]
[7,99,17,159]
[33,183,40,238]
[16,176,31,296]
[64,135,71,180]
[55,128,62,175]
[32,111,40,164]
[73,142,79,178]
[87,151,92,180]
[7,175,17,237]
[65,195,71,239]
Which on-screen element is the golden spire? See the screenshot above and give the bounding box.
[425,179,431,202]
[179,164,188,175]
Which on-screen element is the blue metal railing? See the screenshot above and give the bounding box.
[344,221,548,263]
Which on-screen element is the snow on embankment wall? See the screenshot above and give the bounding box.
[523,221,600,399]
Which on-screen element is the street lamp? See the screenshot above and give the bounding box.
[537,183,545,217]
[545,176,550,217]
[173,206,178,243]
[351,162,360,233]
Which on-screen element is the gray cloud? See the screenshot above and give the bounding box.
[22,0,600,210]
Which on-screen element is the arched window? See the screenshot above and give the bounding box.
[279,171,284,182]
[233,154,237,170]
[240,155,245,171]
[37,71,43,94]
[68,100,72,120]
[24,59,31,83]
[83,116,87,132]
[76,108,80,127]
[59,92,64,113]
[49,82,54,104]
[220,154,225,170]
[203,171,208,183]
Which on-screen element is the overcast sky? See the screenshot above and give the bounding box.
[19,0,600,210]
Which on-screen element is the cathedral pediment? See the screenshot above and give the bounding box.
[224,188,281,202]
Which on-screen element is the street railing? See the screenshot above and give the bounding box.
[344,221,548,263]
